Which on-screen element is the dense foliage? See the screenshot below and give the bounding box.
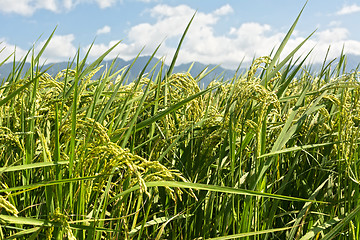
[0,7,359,240]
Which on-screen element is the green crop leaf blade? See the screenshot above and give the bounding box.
[288,179,329,239]
[262,31,315,87]
[133,83,220,132]
[129,215,189,237]
[4,227,41,240]
[112,181,327,204]
[96,48,143,126]
[268,1,307,68]
[276,50,312,98]
[0,69,49,108]
[165,12,196,79]
[261,1,309,86]
[0,175,102,194]
[321,205,360,240]
[120,44,162,147]
[79,40,121,80]
[33,27,57,64]
[299,218,341,240]
[206,226,295,240]
[0,215,53,227]
[258,142,336,159]
[0,161,69,173]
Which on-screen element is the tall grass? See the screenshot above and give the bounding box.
[0,5,359,240]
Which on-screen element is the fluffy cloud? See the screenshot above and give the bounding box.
[213,4,234,16]
[137,0,159,2]
[316,28,348,43]
[0,0,120,16]
[94,0,117,9]
[283,27,360,64]
[121,4,285,68]
[35,34,77,63]
[84,40,139,61]
[125,4,231,59]
[3,3,360,69]
[336,4,360,15]
[96,25,111,35]
[0,0,59,16]
[84,4,360,69]
[63,0,81,10]
[0,40,28,63]
[0,34,78,64]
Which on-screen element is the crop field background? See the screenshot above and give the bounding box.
[0,5,359,240]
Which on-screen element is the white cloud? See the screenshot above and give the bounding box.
[316,28,348,43]
[0,40,28,63]
[85,40,141,61]
[149,4,197,21]
[94,0,117,9]
[0,0,40,16]
[328,21,341,27]
[63,0,120,10]
[123,4,285,68]
[35,34,77,63]
[281,27,360,64]
[137,0,158,2]
[96,25,111,35]
[83,4,360,69]
[0,0,120,16]
[4,3,360,69]
[35,0,58,12]
[63,0,81,10]
[336,4,360,15]
[127,4,222,50]
[0,0,73,16]
[214,4,234,16]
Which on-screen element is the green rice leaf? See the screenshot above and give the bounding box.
[206,226,296,240]
[321,205,360,240]
[113,181,328,204]
[0,161,69,173]
[299,218,341,240]
[4,227,41,240]
[0,215,53,227]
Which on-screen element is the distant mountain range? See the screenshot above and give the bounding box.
[1,54,360,86]
[0,56,238,86]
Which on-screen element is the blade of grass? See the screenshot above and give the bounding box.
[112,181,328,204]
[4,227,41,240]
[206,226,296,240]
[96,47,143,126]
[0,215,53,227]
[261,0,308,86]
[0,175,103,194]
[299,218,341,240]
[165,12,196,79]
[321,205,360,240]
[0,161,68,173]
[120,43,162,147]
[288,178,329,240]
[258,142,337,159]
[133,83,222,132]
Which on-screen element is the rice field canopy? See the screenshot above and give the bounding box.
[0,4,359,240]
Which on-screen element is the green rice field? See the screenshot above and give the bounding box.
[0,6,359,240]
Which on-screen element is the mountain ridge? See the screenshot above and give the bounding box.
[1,54,360,86]
[0,56,237,86]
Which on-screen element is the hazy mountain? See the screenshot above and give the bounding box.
[1,54,360,86]
[97,56,237,86]
[0,56,237,86]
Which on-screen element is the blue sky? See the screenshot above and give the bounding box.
[1,0,360,69]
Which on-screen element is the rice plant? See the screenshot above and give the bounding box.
[0,4,359,240]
